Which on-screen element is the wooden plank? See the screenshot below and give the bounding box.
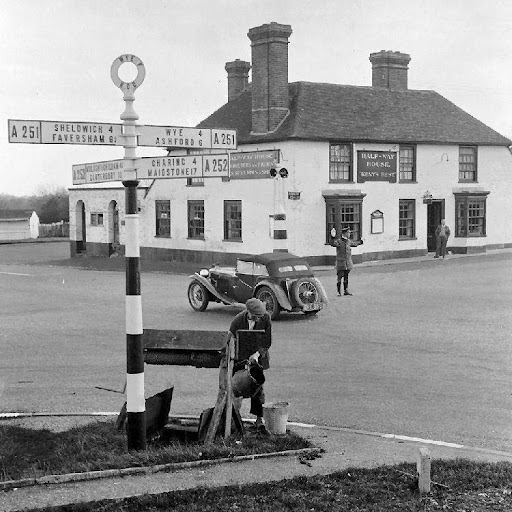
[144,329,227,351]
[224,337,235,438]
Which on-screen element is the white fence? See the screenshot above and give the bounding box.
[38,221,70,238]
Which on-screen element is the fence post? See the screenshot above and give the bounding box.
[417,447,431,493]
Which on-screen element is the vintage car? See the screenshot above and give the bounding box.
[187,252,328,320]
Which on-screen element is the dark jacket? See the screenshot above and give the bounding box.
[435,224,451,238]
[329,236,363,271]
[229,310,272,369]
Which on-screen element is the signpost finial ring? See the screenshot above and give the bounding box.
[111,54,145,93]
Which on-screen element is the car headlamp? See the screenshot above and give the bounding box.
[199,269,210,278]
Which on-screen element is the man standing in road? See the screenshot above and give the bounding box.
[330,226,363,296]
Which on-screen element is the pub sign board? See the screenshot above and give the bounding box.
[229,150,279,179]
[357,150,397,183]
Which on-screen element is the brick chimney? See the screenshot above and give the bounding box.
[247,22,292,134]
[369,50,411,91]
[225,59,251,102]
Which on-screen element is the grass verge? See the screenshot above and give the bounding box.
[10,459,512,511]
[0,419,311,482]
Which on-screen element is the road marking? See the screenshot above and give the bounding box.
[0,271,34,276]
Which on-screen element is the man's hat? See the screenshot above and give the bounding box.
[340,227,350,233]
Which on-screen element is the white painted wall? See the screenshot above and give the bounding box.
[68,142,512,258]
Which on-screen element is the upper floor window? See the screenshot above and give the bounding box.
[399,145,416,182]
[155,200,171,237]
[188,200,204,239]
[459,146,477,182]
[90,213,103,226]
[399,199,415,239]
[329,143,352,182]
[224,200,242,241]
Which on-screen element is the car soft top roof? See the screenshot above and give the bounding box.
[239,253,314,276]
[239,252,305,265]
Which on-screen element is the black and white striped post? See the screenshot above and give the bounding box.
[270,166,289,252]
[111,55,147,451]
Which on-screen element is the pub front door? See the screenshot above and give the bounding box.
[427,200,445,252]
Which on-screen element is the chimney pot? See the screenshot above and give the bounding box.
[370,50,411,91]
[248,22,292,134]
[225,59,251,102]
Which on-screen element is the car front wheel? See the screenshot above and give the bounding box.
[255,286,280,320]
[188,281,209,312]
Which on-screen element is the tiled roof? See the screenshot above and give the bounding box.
[197,82,511,146]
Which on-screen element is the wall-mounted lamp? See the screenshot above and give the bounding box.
[441,153,449,162]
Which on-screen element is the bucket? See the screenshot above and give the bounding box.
[232,364,265,398]
[262,401,289,434]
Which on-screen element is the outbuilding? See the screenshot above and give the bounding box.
[69,22,512,265]
[0,209,39,241]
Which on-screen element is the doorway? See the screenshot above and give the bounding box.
[108,200,120,255]
[75,201,86,254]
[427,200,445,252]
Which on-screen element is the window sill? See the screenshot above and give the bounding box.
[398,237,417,241]
[398,181,417,184]
[155,235,171,238]
[458,180,478,184]
[329,180,354,184]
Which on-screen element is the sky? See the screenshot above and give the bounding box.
[2,0,512,196]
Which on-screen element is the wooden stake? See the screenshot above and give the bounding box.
[417,447,431,493]
[224,337,235,438]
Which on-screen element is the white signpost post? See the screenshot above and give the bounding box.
[7,54,237,451]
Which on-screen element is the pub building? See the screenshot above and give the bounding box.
[69,22,512,266]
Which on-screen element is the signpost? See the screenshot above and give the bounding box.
[72,159,125,184]
[72,154,230,184]
[8,120,236,150]
[137,125,236,150]
[7,52,250,451]
[8,120,123,146]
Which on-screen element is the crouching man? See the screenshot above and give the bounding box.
[228,298,272,430]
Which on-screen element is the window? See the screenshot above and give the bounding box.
[187,177,204,187]
[155,200,171,237]
[459,146,477,182]
[224,200,242,240]
[329,143,352,182]
[90,213,103,226]
[399,200,415,239]
[455,194,488,237]
[399,145,415,181]
[188,200,204,239]
[325,197,363,242]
